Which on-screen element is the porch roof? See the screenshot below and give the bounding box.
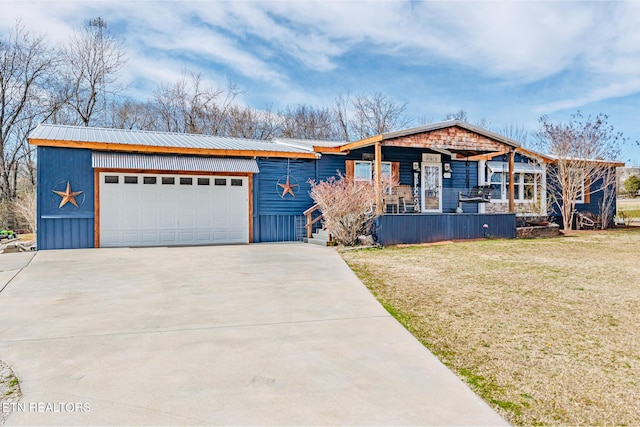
[336,120,522,157]
[487,161,543,174]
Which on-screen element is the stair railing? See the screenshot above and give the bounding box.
[304,204,324,238]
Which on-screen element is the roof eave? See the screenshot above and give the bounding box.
[334,120,523,153]
[28,138,319,159]
[379,120,522,148]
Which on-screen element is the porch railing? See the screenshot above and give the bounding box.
[303,204,323,238]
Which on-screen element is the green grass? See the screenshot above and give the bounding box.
[341,229,640,426]
[618,208,640,217]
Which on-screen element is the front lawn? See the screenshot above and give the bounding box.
[341,229,640,426]
[617,198,640,223]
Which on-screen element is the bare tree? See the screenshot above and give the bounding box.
[444,109,469,122]
[12,187,36,232]
[497,123,530,145]
[225,104,278,140]
[152,71,243,135]
[0,23,60,200]
[280,104,335,140]
[414,114,434,126]
[61,17,126,127]
[536,112,623,233]
[332,93,352,142]
[474,117,491,129]
[349,92,410,140]
[108,98,157,130]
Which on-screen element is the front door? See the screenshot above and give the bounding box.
[421,163,442,212]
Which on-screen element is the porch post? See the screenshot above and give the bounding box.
[375,141,383,214]
[508,149,515,213]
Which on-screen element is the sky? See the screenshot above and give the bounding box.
[2,1,639,165]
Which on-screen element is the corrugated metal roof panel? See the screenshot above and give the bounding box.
[92,152,260,173]
[30,124,309,154]
[272,138,345,149]
[487,161,543,174]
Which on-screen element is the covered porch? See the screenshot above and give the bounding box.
[333,121,523,216]
[308,120,547,245]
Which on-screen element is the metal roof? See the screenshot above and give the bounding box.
[272,137,345,150]
[487,161,543,174]
[30,124,310,154]
[92,152,260,173]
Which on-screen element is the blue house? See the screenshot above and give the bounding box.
[29,121,620,250]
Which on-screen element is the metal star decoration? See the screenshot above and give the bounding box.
[278,176,298,198]
[53,181,84,208]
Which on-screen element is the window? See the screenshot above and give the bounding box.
[489,172,540,202]
[380,162,392,179]
[576,183,585,204]
[197,178,210,186]
[231,179,243,187]
[143,177,157,185]
[574,171,585,204]
[162,177,175,185]
[124,176,138,184]
[104,176,118,184]
[489,172,503,199]
[354,161,392,181]
[180,177,192,185]
[214,178,227,186]
[354,161,372,181]
[523,174,535,200]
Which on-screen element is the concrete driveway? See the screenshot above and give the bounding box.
[0,244,506,426]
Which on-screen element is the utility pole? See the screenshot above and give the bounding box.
[88,17,107,123]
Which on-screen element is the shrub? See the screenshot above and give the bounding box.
[308,173,377,246]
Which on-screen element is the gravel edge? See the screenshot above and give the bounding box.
[0,360,22,426]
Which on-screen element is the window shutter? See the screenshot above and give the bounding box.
[584,177,591,203]
[345,160,354,180]
[392,162,400,183]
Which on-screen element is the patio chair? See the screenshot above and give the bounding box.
[383,194,400,214]
[394,185,415,213]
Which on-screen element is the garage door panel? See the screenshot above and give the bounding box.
[142,233,159,244]
[100,172,249,247]
[196,231,213,241]
[122,232,141,244]
[196,217,212,227]
[123,217,141,228]
[229,231,245,241]
[178,231,195,242]
[160,232,177,243]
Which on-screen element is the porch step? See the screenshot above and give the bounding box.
[307,237,331,246]
[303,228,332,246]
[314,228,329,238]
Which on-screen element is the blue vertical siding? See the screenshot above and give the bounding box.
[39,218,94,250]
[543,167,617,229]
[445,161,478,213]
[37,147,95,250]
[256,215,305,242]
[254,158,316,242]
[317,148,480,213]
[376,213,516,245]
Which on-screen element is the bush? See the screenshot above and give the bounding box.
[308,173,377,246]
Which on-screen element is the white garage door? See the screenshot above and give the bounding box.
[99,172,249,247]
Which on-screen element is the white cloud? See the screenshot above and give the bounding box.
[534,78,640,114]
[2,1,640,117]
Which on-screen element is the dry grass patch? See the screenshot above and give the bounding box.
[341,229,640,426]
[618,199,640,221]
